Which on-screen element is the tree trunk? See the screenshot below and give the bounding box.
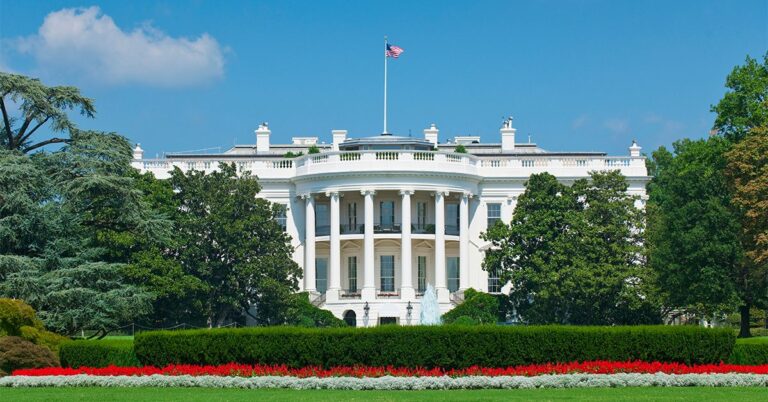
[739,304,751,338]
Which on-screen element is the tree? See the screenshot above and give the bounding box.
[646,138,745,331]
[453,144,467,153]
[0,73,95,153]
[711,53,768,143]
[481,171,657,324]
[307,145,320,154]
[441,288,499,324]
[170,163,302,326]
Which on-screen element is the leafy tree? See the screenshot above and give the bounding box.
[170,163,302,327]
[0,73,95,153]
[442,288,499,324]
[482,172,657,325]
[711,53,768,142]
[646,138,745,331]
[307,145,320,154]
[453,144,467,153]
[284,293,346,327]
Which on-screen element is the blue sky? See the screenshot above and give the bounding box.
[1,1,766,157]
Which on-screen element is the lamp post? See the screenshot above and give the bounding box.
[363,302,370,327]
[406,301,413,325]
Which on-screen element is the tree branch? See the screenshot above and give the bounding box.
[22,136,70,153]
[0,96,14,149]
[17,116,50,146]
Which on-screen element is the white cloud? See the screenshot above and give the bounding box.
[16,7,225,87]
[602,118,629,134]
[571,114,589,129]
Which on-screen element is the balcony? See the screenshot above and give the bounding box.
[374,221,401,234]
[318,222,459,237]
[341,289,361,299]
[341,224,364,234]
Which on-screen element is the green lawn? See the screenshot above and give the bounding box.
[737,336,768,344]
[0,387,765,401]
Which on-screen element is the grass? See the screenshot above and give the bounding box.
[737,336,768,344]
[0,387,765,401]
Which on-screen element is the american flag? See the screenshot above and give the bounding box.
[386,44,404,58]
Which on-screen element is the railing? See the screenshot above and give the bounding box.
[341,224,364,234]
[374,222,401,234]
[412,223,435,234]
[341,290,361,299]
[445,224,460,236]
[377,290,400,299]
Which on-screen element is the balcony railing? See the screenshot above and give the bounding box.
[374,221,401,234]
[317,222,460,236]
[412,223,435,234]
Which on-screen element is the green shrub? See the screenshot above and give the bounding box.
[285,293,346,328]
[449,316,478,325]
[59,339,139,368]
[0,299,41,336]
[19,326,68,353]
[454,144,467,153]
[442,289,499,324]
[135,325,734,368]
[0,336,59,374]
[307,145,320,154]
[728,337,768,365]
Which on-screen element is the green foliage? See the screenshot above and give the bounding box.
[482,172,658,325]
[60,339,139,368]
[135,325,734,368]
[0,336,59,374]
[284,293,346,327]
[169,163,301,327]
[711,53,768,142]
[442,289,498,324]
[453,144,467,153]
[283,151,304,158]
[728,338,768,365]
[307,145,320,154]
[0,299,65,352]
[647,138,744,320]
[0,72,95,153]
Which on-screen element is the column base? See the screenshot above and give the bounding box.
[325,288,341,303]
[436,287,450,303]
[400,286,416,301]
[361,287,376,301]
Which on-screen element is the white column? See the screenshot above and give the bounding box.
[327,191,341,301]
[459,192,470,291]
[361,190,376,300]
[434,191,448,302]
[303,194,316,293]
[400,190,414,299]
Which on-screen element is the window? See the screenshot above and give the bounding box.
[347,256,358,292]
[417,256,427,292]
[275,204,287,231]
[379,317,398,325]
[447,257,460,292]
[203,161,212,169]
[416,202,428,231]
[380,201,395,228]
[315,204,329,236]
[446,203,459,235]
[487,203,501,229]
[186,161,196,170]
[488,266,501,293]
[347,202,357,231]
[380,255,395,292]
[316,258,328,293]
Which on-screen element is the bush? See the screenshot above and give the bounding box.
[135,325,735,368]
[449,316,478,325]
[0,299,41,336]
[442,289,499,324]
[728,337,768,365]
[59,339,140,368]
[0,336,59,374]
[285,293,346,328]
[19,326,68,354]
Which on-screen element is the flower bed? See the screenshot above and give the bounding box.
[12,361,768,377]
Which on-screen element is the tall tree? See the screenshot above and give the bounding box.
[711,53,768,143]
[170,163,302,326]
[647,138,745,331]
[0,73,95,153]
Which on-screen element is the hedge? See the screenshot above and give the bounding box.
[729,338,768,365]
[134,325,735,369]
[59,340,140,368]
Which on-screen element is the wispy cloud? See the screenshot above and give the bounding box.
[571,114,589,129]
[15,7,225,87]
[602,118,629,134]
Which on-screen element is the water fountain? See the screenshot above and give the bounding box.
[419,284,442,325]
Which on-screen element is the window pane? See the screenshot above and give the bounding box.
[487,203,501,229]
[447,257,460,292]
[348,256,357,292]
[380,201,394,225]
[446,204,459,235]
[275,204,287,231]
[380,255,395,292]
[488,266,501,293]
[316,204,329,236]
[316,258,328,293]
[417,256,427,292]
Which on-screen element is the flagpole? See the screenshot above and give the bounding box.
[383,35,388,134]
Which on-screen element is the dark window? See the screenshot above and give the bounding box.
[487,203,501,229]
[447,257,460,292]
[343,310,357,327]
[379,317,398,325]
[316,258,328,293]
[417,256,427,292]
[347,256,358,292]
[380,255,395,292]
[488,266,501,293]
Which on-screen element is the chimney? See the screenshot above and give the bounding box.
[255,122,271,154]
[424,123,439,146]
[132,144,144,160]
[332,130,347,151]
[629,139,642,157]
[500,117,516,152]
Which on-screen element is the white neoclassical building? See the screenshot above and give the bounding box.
[132,119,649,326]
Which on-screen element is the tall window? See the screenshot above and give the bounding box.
[315,204,329,236]
[347,202,357,231]
[447,257,460,292]
[446,203,459,234]
[347,256,358,292]
[316,258,328,293]
[487,203,501,229]
[416,202,428,231]
[275,204,287,231]
[380,255,395,292]
[380,201,395,228]
[488,266,501,293]
[417,256,427,292]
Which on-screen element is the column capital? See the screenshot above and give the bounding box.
[399,189,415,196]
[360,189,376,196]
[461,191,474,199]
[300,193,314,200]
[325,190,341,198]
[433,190,450,198]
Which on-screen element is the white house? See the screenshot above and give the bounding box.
[132,119,649,326]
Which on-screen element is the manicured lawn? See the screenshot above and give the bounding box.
[0,387,765,401]
[737,336,768,344]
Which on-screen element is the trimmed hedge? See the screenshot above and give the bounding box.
[728,338,768,365]
[135,325,735,369]
[60,340,140,368]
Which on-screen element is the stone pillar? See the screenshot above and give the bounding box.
[327,191,341,301]
[361,190,376,300]
[434,191,448,302]
[400,190,414,299]
[303,194,316,293]
[459,192,470,291]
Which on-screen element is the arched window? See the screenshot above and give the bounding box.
[343,310,357,327]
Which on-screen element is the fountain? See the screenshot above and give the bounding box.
[419,284,442,325]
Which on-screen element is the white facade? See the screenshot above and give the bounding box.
[133,121,649,326]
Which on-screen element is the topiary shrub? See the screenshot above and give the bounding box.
[728,338,768,365]
[135,325,735,369]
[19,326,68,354]
[0,299,41,336]
[60,339,139,368]
[0,336,59,374]
[442,289,499,324]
